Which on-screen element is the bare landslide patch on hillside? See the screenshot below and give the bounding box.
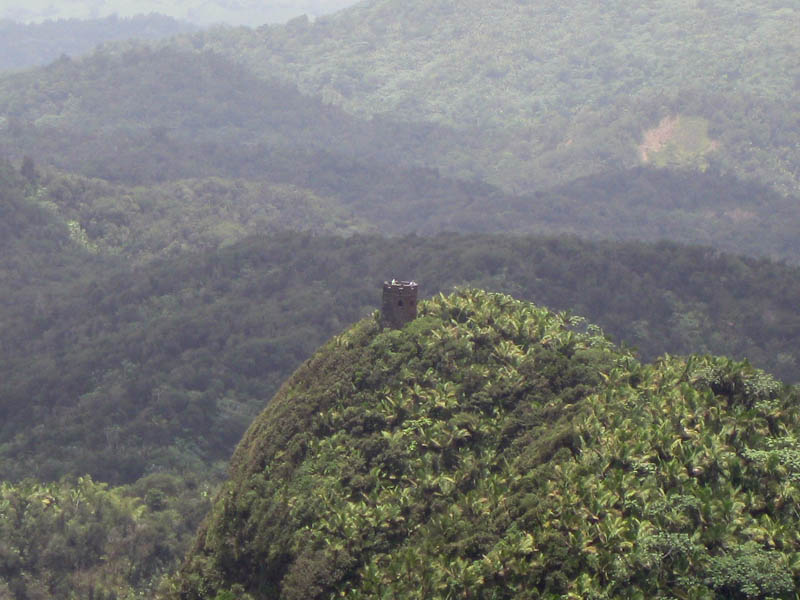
[639,115,680,162]
[639,115,719,169]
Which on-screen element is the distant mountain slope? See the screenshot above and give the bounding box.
[2,42,800,263]
[31,161,800,266]
[0,14,196,71]
[2,5,797,268]
[532,167,800,263]
[166,290,800,599]
[3,230,800,485]
[2,37,799,263]
[35,170,369,263]
[0,44,469,180]
[200,0,800,193]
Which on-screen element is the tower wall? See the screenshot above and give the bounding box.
[381,281,418,329]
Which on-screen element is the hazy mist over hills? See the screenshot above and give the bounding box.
[0,0,361,26]
[0,14,197,71]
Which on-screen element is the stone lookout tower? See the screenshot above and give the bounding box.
[382,280,418,329]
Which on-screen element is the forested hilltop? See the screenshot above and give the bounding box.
[5,146,800,596]
[167,290,800,599]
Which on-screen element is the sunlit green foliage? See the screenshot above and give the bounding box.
[166,290,800,599]
[0,473,212,599]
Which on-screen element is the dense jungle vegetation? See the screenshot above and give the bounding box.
[1,0,799,596]
[0,474,212,600]
[167,290,800,599]
[35,161,800,265]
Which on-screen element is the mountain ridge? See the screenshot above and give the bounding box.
[0,14,196,71]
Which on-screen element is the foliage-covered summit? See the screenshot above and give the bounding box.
[166,290,800,599]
